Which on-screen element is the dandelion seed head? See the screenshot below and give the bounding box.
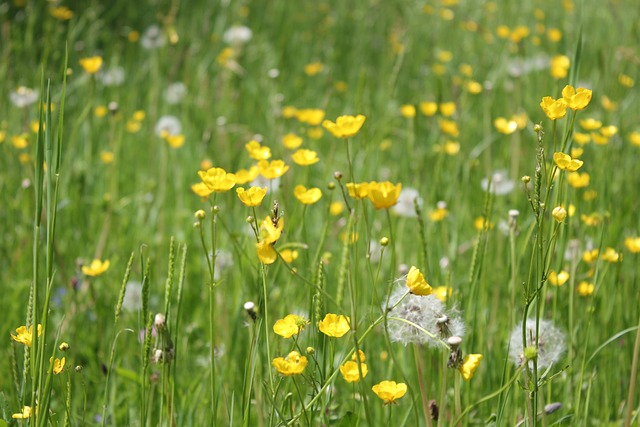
[164,82,187,104]
[508,319,565,369]
[481,170,515,195]
[392,187,423,218]
[154,115,182,137]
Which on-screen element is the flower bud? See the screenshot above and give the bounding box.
[333,171,343,180]
[195,209,206,220]
[523,346,538,361]
[521,175,531,183]
[380,237,390,246]
[154,313,166,330]
[552,206,567,223]
[59,342,70,352]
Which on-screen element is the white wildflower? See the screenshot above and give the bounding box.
[508,318,565,369]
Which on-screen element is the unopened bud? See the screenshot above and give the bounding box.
[552,206,567,223]
[380,237,390,246]
[333,171,343,180]
[521,175,531,183]
[154,313,166,330]
[195,209,206,220]
[59,342,70,352]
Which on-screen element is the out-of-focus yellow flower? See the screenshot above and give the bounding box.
[474,216,493,231]
[334,80,348,92]
[164,134,185,148]
[496,25,510,39]
[619,73,635,88]
[236,186,267,207]
[553,152,583,171]
[510,25,530,43]
[94,106,108,118]
[429,202,448,222]
[198,168,236,192]
[319,313,350,337]
[591,132,609,145]
[126,120,142,133]
[567,172,590,188]
[466,80,483,94]
[217,47,234,66]
[367,181,402,209]
[577,281,594,296]
[439,119,460,137]
[330,201,344,216]
[12,134,29,149]
[550,55,570,79]
[372,381,407,404]
[51,357,66,374]
[432,286,452,302]
[258,159,289,179]
[294,185,322,205]
[442,140,460,155]
[201,159,213,171]
[601,95,617,111]
[291,148,319,166]
[191,182,214,198]
[296,108,325,126]
[459,354,483,380]
[11,325,42,347]
[494,117,518,134]
[629,131,640,147]
[406,266,432,296]
[234,166,260,184]
[272,351,307,375]
[624,237,640,253]
[400,104,416,118]
[12,406,33,419]
[540,96,567,120]
[601,247,621,263]
[0,130,5,144]
[600,125,618,137]
[580,118,602,131]
[419,101,438,116]
[340,359,368,383]
[82,259,110,276]
[245,140,272,160]
[571,147,583,158]
[273,314,307,338]
[282,106,298,119]
[100,151,114,164]
[307,126,324,140]
[548,270,569,286]
[304,62,324,76]
[582,249,599,263]
[50,6,73,20]
[574,132,591,145]
[322,114,366,138]
[128,31,140,42]
[132,110,145,121]
[346,182,370,199]
[280,249,299,263]
[439,102,456,117]
[547,28,562,42]
[562,85,592,110]
[282,133,303,150]
[79,56,103,74]
[459,63,473,77]
[582,190,597,202]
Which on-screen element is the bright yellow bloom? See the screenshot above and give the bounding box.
[552,206,567,223]
[571,147,583,158]
[466,80,483,94]
[439,119,460,137]
[256,240,277,264]
[432,286,452,302]
[330,201,344,216]
[459,354,483,381]
[574,132,591,145]
[601,247,621,263]
[548,270,569,286]
[429,206,448,222]
[340,360,368,383]
[600,125,618,137]
[295,108,325,126]
[553,152,583,172]
[236,186,267,207]
[100,151,114,164]
[629,131,640,147]
[79,56,103,74]
[245,140,272,160]
[291,148,320,166]
[322,114,366,138]
[259,216,284,245]
[234,166,260,184]
[307,126,324,140]
[304,62,324,76]
[367,181,402,209]
[191,182,214,198]
[540,96,568,120]
[132,110,146,121]
[273,314,307,338]
[591,132,609,145]
[582,249,599,263]
[258,159,289,179]
[282,133,303,150]
[51,357,66,374]
[126,120,142,133]
[50,6,73,20]
[439,102,456,117]
[346,182,370,199]
[442,140,460,155]
[562,85,592,110]
[164,134,185,148]
[294,185,322,205]
[372,381,407,404]
[272,351,308,376]
[280,249,299,263]
[494,117,518,134]
[550,55,570,79]
[12,134,29,149]
[12,406,33,419]
[11,325,42,347]
[82,259,110,276]
[580,118,602,131]
[198,168,236,192]
[624,237,640,253]
[547,28,562,42]
[474,216,494,231]
[419,101,438,116]
[406,266,432,296]
[318,313,350,338]
[400,105,416,118]
[577,281,594,296]
[281,106,298,119]
[567,172,590,188]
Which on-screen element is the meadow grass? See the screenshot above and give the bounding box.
[1,0,640,425]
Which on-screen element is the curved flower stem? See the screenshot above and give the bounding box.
[208,196,218,424]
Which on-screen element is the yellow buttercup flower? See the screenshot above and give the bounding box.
[540,96,568,120]
[82,259,110,276]
[51,357,66,374]
[600,125,618,137]
[591,132,609,145]
[439,102,456,117]
[330,201,344,216]
[550,55,570,79]
[12,134,29,149]
[295,108,325,126]
[291,148,320,166]
[198,167,236,192]
[282,133,303,150]
[12,406,33,419]
[281,106,298,119]
[164,134,185,148]
[367,181,402,209]
[256,240,277,264]
[629,131,640,147]
[582,249,599,263]
[580,118,602,131]
[372,381,407,404]
[567,172,590,188]
[438,119,460,137]
[258,159,289,179]
[304,61,324,76]
[419,101,438,116]
[318,313,350,337]
[279,249,299,263]
[272,351,308,376]
[245,140,272,160]
[552,206,567,223]
[322,114,366,138]
[340,360,368,383]
[574,132,591,145]
[234,166,260,184]
[50,6,73,20]
[346,182,370,199]
[494,117,518,134]
[79,56,103,74]
[11,324,42,348]
[432,286,452,302]
[553,152,583,172]
[259,216,284,245]
[562,85,592,110]
[577,281,594,296]
[400,104,416,118]
[100,151,114,164]
[236,186,267,207]
[601,247,621,263]
[624,237,640,253]
[571,147,583,158]
[548,270,569,286]
[458,354,483,381]
[191,182,214,198]
[273,314,307,338]
[293,185,322,205]
[406,266,432,296]
[466,80,483,94]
